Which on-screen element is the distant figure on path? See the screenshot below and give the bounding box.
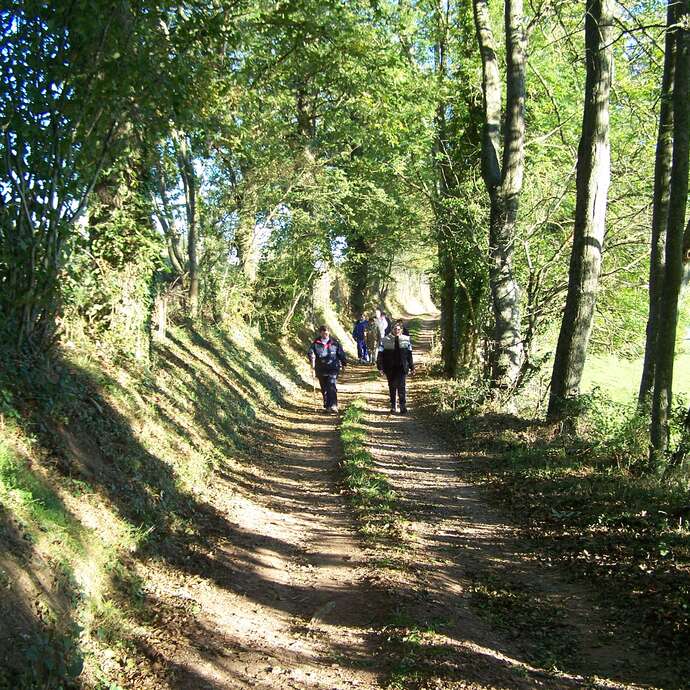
[308,325,347,413]
[352,314,369,363]
[365,316,378,364]
[377,319,414,414]
[374,308,390,348]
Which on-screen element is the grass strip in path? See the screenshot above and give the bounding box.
[340,398,400,540]
[340,399,462,689]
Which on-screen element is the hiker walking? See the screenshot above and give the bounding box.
[352,314,369,363]
[377,319,414,414]
[374,308,390,348]
[365,316,377,364]
[308,325,347,413]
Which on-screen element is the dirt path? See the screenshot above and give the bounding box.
[141,316,671,690]
[335,317,670,690]
[142,393,390,688]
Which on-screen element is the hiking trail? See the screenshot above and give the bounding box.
[139,316,672,690]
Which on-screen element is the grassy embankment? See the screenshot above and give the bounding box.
[0,323,306,689]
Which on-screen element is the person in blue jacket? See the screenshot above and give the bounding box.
[308,325,347,413]
[352,314,369,363]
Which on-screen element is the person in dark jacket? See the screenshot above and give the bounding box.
[352,314,369,363]
[376,319,414,414]
[308,325,347,413]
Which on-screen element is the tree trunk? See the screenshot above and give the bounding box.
[349,234,369,318]
[455,271,481,370]
[176,133,199,318]
[638,0,679,407]
[474,0,526,391]
[650,0,690,461]
[547,0,613,420]
[439,234,457,376]
[235,191,259,285]
[432,0,458,377]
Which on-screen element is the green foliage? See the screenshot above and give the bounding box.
[549,388,690,474]
[0,443,82,556]
[16,603,84,690]
[0,314,305,684]
[0,388,20,424]
[385,616,452,690]
[406,318,423,340]
[0,1,178,351]
[423,376,490,419]
[445,396,690,671]
[63,158,163,358]
[0,0,687,679]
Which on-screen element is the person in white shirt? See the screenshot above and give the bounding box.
[374,308,390,348]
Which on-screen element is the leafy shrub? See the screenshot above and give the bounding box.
[574,389,651,473]
[17,603,83,690]
[426,376,490,419]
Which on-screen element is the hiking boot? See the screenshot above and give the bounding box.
[389,406,396,414]
[329,405,339,414]
[399,407,408,414]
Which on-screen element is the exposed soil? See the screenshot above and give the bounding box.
[133,317,674,689]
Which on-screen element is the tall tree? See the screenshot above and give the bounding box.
[650,0,690,460]
[547,0,614,420]
[175,133,200,318]
[233,183,260,286]
[432,0,457,376]
[0,2,133,350]
[473,0,527,391]
[638,0,680,407]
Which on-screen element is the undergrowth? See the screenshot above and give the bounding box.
[406,318,423,341]
[384,612,453,690]
[417,374,690,684]
[0,321,303,688]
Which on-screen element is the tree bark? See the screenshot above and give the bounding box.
[234,188,259,285]
[348,234,369,318]
[547,0,613,420]
[650,0,690,460]
[433,1,457,377]
[439,232,457,376]
[474,0,526,390]
[176,133,199,318]
[638,0,679,407]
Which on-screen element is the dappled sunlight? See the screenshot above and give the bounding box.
[332,316,671,690]
[1,308,681,688]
